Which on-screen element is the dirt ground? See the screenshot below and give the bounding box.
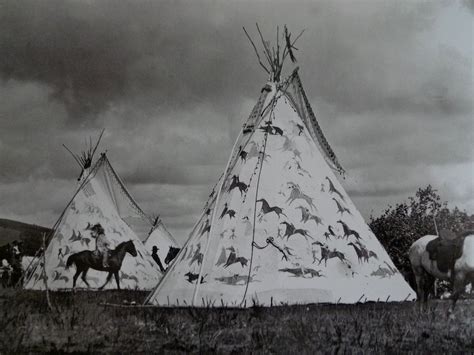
[0,289,472,353]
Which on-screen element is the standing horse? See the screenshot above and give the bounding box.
[66,240,137,290]
[164,246,181,265]
[409,233,474,308]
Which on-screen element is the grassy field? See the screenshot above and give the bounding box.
[0,289,472,353]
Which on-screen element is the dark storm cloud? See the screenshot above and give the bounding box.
[329,110,473,170]
[0,0,257,122]
[1,0,470,123]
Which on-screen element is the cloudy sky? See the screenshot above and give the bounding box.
[0,0,472,243]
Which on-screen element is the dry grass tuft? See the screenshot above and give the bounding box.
[0,289,473,353]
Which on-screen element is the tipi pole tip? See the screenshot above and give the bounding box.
[89,128,105,164]
[243,26,270,75]
[255,23,275,70]
[62,144,83,168]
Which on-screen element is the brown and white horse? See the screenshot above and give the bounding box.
[409,233,474,309]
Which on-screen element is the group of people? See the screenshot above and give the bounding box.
[0,241,22,288]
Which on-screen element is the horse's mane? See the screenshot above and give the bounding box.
[111,240,134,256]
[165,246,181,262]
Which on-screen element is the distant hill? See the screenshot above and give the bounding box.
[0,218,52,256]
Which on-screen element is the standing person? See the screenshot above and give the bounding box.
[90,224,111,268]
[151,246,165,273]
[0,259,13,288]
[11,241,21,259]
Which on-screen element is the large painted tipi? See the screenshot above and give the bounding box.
[147,26,415,307]
[24,138,163,291]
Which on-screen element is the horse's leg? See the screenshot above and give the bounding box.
[99,272,113,290]
[411,264,426,304]
[72,268,81,290]
[433,279,438,298]
[422,273,435,303]
[81,268,90,288]
[114,271,120,290]
[449,271,466,317]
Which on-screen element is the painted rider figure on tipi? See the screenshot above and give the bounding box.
[90,223,111,268]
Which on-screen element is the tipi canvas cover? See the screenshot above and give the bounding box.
[147,67,415,307]
[145,220,180,266]
[24,153,162,290]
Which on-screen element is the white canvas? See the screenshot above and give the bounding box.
[147,70,416,307]
[24,154,162,291]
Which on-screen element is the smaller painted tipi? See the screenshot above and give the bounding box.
[24,134,162,290]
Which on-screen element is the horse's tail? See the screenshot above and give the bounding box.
[66,254,76,270]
